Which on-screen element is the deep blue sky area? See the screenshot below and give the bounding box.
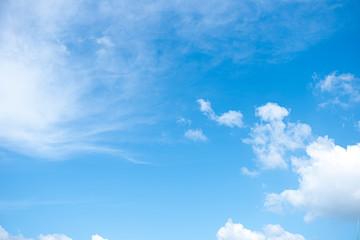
[0,1,360,240]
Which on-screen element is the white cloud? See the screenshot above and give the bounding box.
[198,99,215,117]
[263,224,305,240]
[314,71,360,107]
[256,103,289,122]
[173,0,343,61]
[38,234,71,240]
[241,167,259,177]
[217,219,305,240]
[177,117,192,126]
[356,121,360,131]
[0,226,29,240]
[96,36,115,48]
[198,99,244,128]
[0,226,107,240]
[0,0,161,159]
[244,103,311,169]
[0,0,349,158]
[217,111,244,128]
[184,129,208,142]
[265,136,360,221]
[91,235,108,240]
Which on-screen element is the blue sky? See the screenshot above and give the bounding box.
[1,0,360,239]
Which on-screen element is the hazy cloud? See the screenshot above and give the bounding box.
[184,129,208,142]
[313,71,360,107]
[241,167,259,177]
[177,117,192,126]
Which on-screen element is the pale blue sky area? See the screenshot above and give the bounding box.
[0,1,360,240]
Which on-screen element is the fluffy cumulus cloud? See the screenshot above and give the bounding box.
[217,219,305,240]
[265,136,360,221]
[198,99,244,128]
[244,103,311,169]
[314,71,360,107]
[184,129,208,142]
[0,226,107,240]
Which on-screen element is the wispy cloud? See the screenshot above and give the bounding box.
[198,99,244,128]
[0,0,162,159]
[241,167,259,177]
[184,129,208,142]
[313,71,360,108]
[356,121,360,131]
[176,117,192,126]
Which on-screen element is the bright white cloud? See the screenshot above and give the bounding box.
[91,235,108,240]
[217,219,305,240]
[198,99,244,128]
[217,220,265,240]
[256,103,289,122]
[265,136,360,221]
[244,103,311,169]
[38,234,71,240]
[314,71,360,107]
[184,129,208,142]
[263,224,305,240]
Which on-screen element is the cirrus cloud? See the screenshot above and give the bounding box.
[313,71,360,108]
